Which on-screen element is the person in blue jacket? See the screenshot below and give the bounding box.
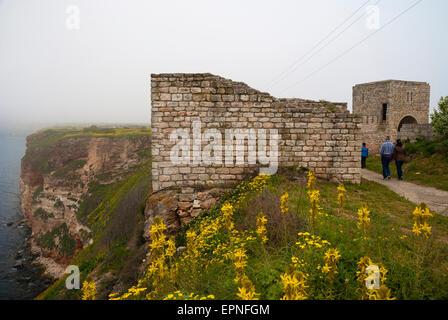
[380,136,394,179]
[361,142,369,168]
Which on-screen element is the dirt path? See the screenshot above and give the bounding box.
[361,169,448,216]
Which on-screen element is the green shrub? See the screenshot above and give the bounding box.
[33,208,54,220]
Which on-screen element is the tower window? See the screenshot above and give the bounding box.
[382,103,387,121]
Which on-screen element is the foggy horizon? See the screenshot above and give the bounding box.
[1,0,447,127]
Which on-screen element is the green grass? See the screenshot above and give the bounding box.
[243,177,448,299]
[33,208,55,220]
[38,170,448,300]
[36,223,77,258]
[53,160,87,178]
[366,140,448,191]
[125,173,448,300]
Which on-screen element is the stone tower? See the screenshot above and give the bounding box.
[353,80,430,154]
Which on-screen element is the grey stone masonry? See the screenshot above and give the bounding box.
[151,73,362,191]
[353,80,430,154]
[398,123,433,142]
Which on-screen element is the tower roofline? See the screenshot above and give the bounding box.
[353,79,429,87]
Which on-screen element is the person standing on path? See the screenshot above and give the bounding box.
[393,139,407,180]
[380,136,394,180]
[361,142,369,168]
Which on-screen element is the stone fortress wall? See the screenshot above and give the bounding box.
[352,80,431,154]
[397,123,433,142]
[151,73,362,193]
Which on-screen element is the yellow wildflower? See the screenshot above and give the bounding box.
[280,192,289,215]
[412,203,433,239]
[357,204,370,237]
[81,280,96,300]
[256,212,268,244]
[281,266,308,300]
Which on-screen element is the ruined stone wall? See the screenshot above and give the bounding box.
[151,73,362,192]
[397,123,433,142]
[353,80,430,154]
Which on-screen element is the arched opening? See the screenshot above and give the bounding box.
[398,116,418,131]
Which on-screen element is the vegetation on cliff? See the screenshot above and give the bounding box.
[23,126,151,174]
[43,170,448,300]
[18,126,152,299]
[36,158,152,300]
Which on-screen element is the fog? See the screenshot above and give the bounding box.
[1,0,447,129]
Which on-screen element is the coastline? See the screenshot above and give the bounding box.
[0,134,53,299]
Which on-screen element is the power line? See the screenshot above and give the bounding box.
[280,0,424,95]
[264,0,371,88]
[269,0,382,90]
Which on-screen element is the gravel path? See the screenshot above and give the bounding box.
[361,169,448,216]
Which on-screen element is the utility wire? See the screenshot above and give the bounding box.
[269,0,382,90]
[280,0,424,95]
[264,0,371,88]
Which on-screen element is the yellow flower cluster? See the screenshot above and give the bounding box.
[280,266,308,300]
[322,248,341,283]
[149,217,167,255]
[145,217,175,298]
[291,256,306,269]
[221,202,235,232]
[296,232,331,249]
[256,212,268,244]
[280,192,289,215]
[81,280,97,300]
[109,217,177,300]
[237,275,259,300]
[234,248,248,283]
[307,189,324,232]
[367,285,395,300]
[412,203,433,239]
[109,282,147,300]
[307,170,316,189]
[233,174,271,207]
[233,247,259,300]
[337,184,346,208]
[108,175,270,301]
[357,204,370,238]
[163,291,215,300]
[356,256,394,300]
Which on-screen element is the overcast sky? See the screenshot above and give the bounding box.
[1,0,447,128]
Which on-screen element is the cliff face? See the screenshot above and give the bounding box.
[20,128,151,278]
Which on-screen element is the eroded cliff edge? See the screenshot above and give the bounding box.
[20,127,152,279]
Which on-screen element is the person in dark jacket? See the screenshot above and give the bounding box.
[393,139,407,180]
[361,143,369,168]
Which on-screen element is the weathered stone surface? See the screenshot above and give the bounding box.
[143,190,180,239]
[143,187,230,239]
[151,73,362,189]
[353,80,431,154]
